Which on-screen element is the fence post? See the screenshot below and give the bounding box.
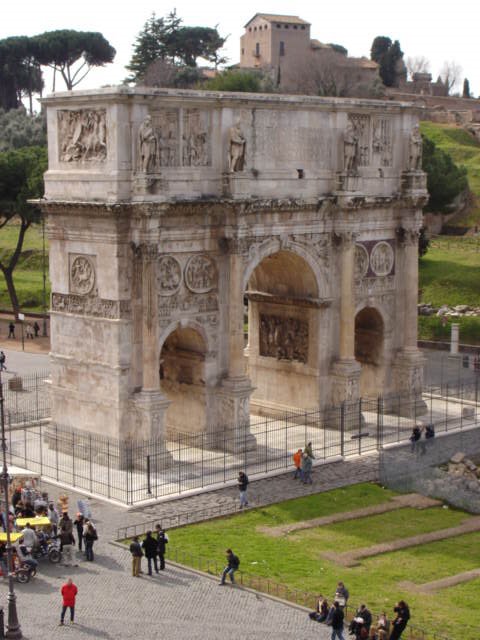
[358,398,362,455]
[445,383,449,431]
[39,423,43,476]
[146,455,151,495]
[476,374,479,406]
[72,430,75,486]
[376,396,383,450]
[340,402,345,457]
[55,424,59,481]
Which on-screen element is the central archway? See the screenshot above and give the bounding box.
[160,326,207,433]
[244,250,322,415]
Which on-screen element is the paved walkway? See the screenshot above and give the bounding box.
[4,457,378,640]
[257,494,440,537]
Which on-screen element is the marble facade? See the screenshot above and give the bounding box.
[41,87,428,447]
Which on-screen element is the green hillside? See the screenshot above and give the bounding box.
[420,121,480,226]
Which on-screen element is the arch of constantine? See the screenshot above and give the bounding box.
[41,87,428,452]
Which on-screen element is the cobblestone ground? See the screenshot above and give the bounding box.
[4,457,379,639]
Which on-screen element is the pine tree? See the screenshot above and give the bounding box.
[125,11,182,83]
[463,78,471,99]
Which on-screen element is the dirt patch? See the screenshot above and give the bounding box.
[322,516,480,567]
[399,568,480,593]
[257,494,440,538]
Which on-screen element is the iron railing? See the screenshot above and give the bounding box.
[5,380,480,505]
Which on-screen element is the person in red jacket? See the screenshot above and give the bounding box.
[60,578,78,625]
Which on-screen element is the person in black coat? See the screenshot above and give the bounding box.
[389,601,410,640]
[73,513,85,551]
[142,531,158,575]
[155,524,169,570]
[329,600,345,640]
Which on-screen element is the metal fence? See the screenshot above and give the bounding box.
[5,380,480,505]
[2,369,50,426]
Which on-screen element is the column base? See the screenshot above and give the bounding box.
[210,377,257,452]
[330,359,362,405]
[390,349,428,418]
[130,390,173,468]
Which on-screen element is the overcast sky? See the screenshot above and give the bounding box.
[2,0,479,99]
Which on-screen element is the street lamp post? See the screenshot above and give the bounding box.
[41,216,48,338]
[0,372,22,639]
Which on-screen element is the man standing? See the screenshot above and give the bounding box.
[293,448,303,480]
[155,524,168,571]
[129,535,143,577]
[59,578,78,626]
[219,548,240,585]
[0,351,6,371]
[302,453,313,485]
[59,513,76,567]
[329,600,346,640]
[7,322,15,339]
[142,531,158,575]
[238,471,249,509]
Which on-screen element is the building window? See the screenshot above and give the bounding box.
[294,25,298,29]
[280,41,285,56]
[255,42,260,57]
[248,27,251,32]
[301,25,306,30]
[284,24,289,28]
[276,24,281,28]
[254,26,257,31]
[241,48,245,55]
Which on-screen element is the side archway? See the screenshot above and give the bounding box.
[354,306,385,397]
[159,323,208,434]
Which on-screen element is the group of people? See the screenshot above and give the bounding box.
[309,583,410,640]
[129,524,169,576]
[292,442,315,484]
[409,422,435,455]
[7,320,41,340]
[59,511,98,565]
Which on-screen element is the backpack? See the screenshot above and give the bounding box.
[232,554,240,569]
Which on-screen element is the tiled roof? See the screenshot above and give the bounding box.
[244,13,310,27]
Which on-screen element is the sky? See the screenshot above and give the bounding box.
[2,0,479,99]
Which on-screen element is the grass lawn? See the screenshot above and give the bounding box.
[152,483,480,640]
[0,221,50,312]
[419,236,480,309]
[420,122,480,227]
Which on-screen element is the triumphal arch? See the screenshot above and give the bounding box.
[41,87,427,449]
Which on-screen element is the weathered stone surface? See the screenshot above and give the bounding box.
[41,87,427,445]
[451,452,466,464]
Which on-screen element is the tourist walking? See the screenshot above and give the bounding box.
[219,548,240,585]
[74,513,85,552]
[389,601,410,640]
[293,448,303,480]
[130,535,143,577]
[0,351,6,371]
[33,321,40,337]
[25,324,34,339]
[238,471,249,508]
[47,502,59,536]
[304,441,315,458]
[142,531,159,575]
[7,322,15,339]
[329,600,346,640]
[59,578,78,626]
[155,524,168,570]
[302,453,313,485]
[83,521,97,561]
[59,513,76,567]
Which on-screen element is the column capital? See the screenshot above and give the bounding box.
[396,226,419,247]
[132,242,158,261]
[333,230,359,248]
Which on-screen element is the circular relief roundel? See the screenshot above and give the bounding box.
[70,256,95,295]
[158,256,182,296]
[354,244,369,280]
[370,241,394,277]
[185,255,217,293]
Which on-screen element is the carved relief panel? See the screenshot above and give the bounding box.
[185,255,217,293]
[372,118,393,167]
[69,254,96,295]
[158,256,182,296]
[354,241,395,281]
[182,109,210,167]
[259,314,308,363]
[151,109,179,167]
[347,113,371,167]
[58,109,107,163]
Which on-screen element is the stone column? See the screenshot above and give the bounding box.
[216,240,256,452]
[133,244,171,454]
[392,228,427,416]
[331,232,361,406]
